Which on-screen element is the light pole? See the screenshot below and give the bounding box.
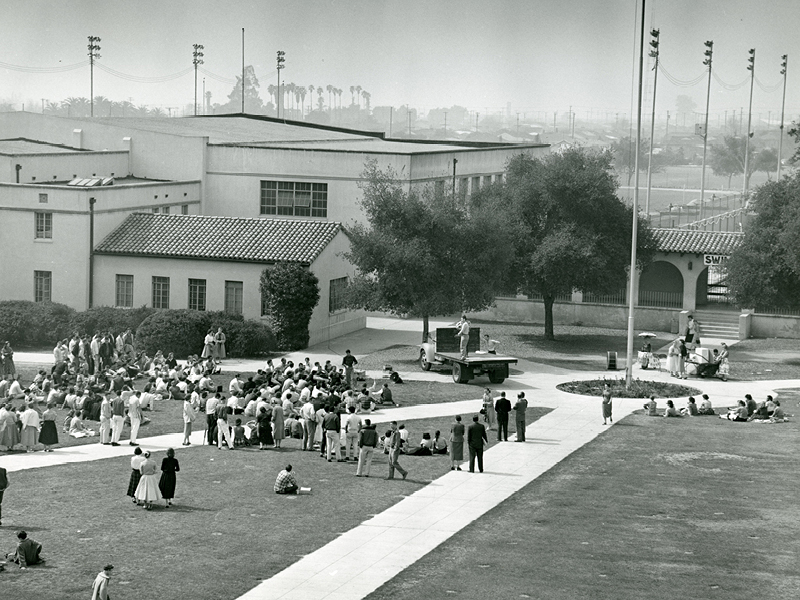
[699,41,714,219]
[192,44,204,116]
[778,55,788,179]
[276,50,285,118]
[644,28,659,217]
[625,0,646,389]
[87,36,101,117]
[743,48,755,197]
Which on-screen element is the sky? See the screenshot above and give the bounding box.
[2,0,799,124]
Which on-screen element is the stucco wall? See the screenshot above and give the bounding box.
[0,151,129,184]
[750,314,800,339]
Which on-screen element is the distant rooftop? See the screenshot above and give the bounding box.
[0,138,85,155]
[95,213,343,264]
[652,228,744,255]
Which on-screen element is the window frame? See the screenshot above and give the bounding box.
[328,276,348,313]
[188,278,207,311]
[151,276,170,309]
[224,280,244,315]
[34,270,52,302]
[260,180,328,218]
[115,274,134,308]
[34,211,52,239]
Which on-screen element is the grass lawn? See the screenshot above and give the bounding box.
[727,338,800,381]
[364,398,800,600]
[0,405,550,600]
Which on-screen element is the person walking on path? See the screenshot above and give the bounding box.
[513,392,528,442]
[386,421,408,480]
[342,349,358,388]
[91,565,113,600]
[0,466,8,526]
[159,447,180,507]
[356,418,378,477]
[182,394,198,446]
[449,415,465,471]
[134,451,162,509]
[128,391,143,446]
[494,392,512,441]
[110,393,125,446]
[602,384,613,425]
[467,415,488,473]
[215,401,233,450]
[455,315,471,359]
[127,447,145,504]
[201,328,215,359]
[482,388,496,430]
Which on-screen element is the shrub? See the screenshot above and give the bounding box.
[0,301,76,347]
[69,306,157,336]
[556,377,701,399]
[135,309,275,359]
[260,263,320,350]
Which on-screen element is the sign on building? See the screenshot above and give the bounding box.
[703,254,729,265]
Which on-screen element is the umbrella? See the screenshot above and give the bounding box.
[638,332,657,338]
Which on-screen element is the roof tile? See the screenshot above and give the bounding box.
[652,228,744,255]
[95,213,343,264]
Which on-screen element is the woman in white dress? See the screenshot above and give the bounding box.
[666,339,681,377]
[134,451,162,510]
[201,329,215,359]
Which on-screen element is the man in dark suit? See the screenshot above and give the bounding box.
[494,392,512,441]
[467,415,488,473]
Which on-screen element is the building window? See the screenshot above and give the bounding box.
[260,181,328,217]
[224,281,243,315]
[483,175,492,187]
[152,276,170,309]
[181,204,189,215]
[35,212,52,239]
[188,278,207,311]
[115,274,134,308]
[471,176,480,192]
[329,276,348,313]
[162,206,170,214]
[152,207,159,213]
[39,193,48,203]
[34,270,52,302]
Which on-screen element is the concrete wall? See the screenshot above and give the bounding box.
[0,151,129,184]
[475,297,680,334]
[749,313,800,339]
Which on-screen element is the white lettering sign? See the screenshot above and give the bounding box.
[704,254,729,265]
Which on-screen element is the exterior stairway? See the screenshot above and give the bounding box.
[693,309,740,342]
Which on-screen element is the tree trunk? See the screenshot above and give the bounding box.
[543,295,555,341]
[422,315,430,343]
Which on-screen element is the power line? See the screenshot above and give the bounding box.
[0,59,89,73]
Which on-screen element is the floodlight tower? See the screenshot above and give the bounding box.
[192,44,204,116]
[778,55,788,179]
[88,36,101,117]
[743,48,756,198]
[276,50,286,118]
[644,28,659,217]
[699,41,714,219]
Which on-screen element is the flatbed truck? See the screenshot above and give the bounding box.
[419,327,518,384]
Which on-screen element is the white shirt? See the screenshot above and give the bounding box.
[345,413,362,434]
[229,377,242,394]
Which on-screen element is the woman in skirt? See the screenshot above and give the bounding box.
[158,448,180,507]
[38,403,59,451]
[134,451,162,510]
[257,406,274,450]
[127,447,145,504]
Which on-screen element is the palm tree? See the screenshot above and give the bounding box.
[355,86,362,109]
[326,85,333,114]
[317,88,324,111]
[337,88,343,110]
[150,107,166,117]
[133,104,150,118]
[119,100,135,118]
[361,90,371,112]
[93,96,112,117]
[298,86,306,118]
[349,85,355,106]
[44,101,62,116]
[267,84,277,113]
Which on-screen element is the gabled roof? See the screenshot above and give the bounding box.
[652,228,744,255]
[94,213,343,264]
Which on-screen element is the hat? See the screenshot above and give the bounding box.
[104,564,114,571]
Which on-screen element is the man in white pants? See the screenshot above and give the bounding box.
[215,402,234,450]
[343,406,362,461]
[127,391,142,446]
[110,393,125,446]
[300,398,317,451]
[356,419,378,477]
[99,394,112,445]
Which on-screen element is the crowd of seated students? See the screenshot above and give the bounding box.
[642,393,788,423]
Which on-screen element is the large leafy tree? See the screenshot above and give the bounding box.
[611,136,651,185]
[476,148,657,340]
[726,171,800,310]
[219,65,265,114]
[344,160,514,342]
[709,135,761,190]
[260,262,320,350]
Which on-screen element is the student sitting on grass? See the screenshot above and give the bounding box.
[697,394,715,415]
[663,400,682,418]
[432,430,448,454]
[721,400,749,421]
[643,396,658,416]
[681,396,699,416]
[233,418,247,447]
[5,531,44,569]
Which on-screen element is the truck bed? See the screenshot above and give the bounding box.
[433,351,518,365]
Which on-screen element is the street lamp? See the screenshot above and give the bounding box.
[276,50,286,118]
[699,40,714,219]
[778,54,788,179]
[192,44,204,116]
[87,36,101,117]
[645,28,659,217]
[743,48,756,198]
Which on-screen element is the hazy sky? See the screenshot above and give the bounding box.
[2,0,798,122]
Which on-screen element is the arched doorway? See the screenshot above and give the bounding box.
[638,260,683,308]
[696,266,735,308]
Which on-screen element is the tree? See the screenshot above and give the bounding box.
[219,65,264,114]
[675,94,697,119]
[478,148,657,340]
[344,160,514,342]
[260,262,320,350]
[754,147,779,180]
[709,135,756,190]
[611,136,650,185]
[726,171,800,310]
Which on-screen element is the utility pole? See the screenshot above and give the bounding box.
[276,50,286,118]
[443,110,447,136]
[700,40,714,219]
[645,28,659,217]
[743,48,756,197]
[778,55,788,179]
[388,106,393,137]
[516,112,520,135]
[192,44,204,116]
[202,79,206,115]
[88,36,101,117]
[475,112,479,131]
[241,29,245,113]
[452,158,458,197]
[665,110,670,140]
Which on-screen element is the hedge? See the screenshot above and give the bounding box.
[69,306,157,337]
[134,309,275,359]
[0,301,76,347]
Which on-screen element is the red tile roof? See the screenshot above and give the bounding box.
[95,213,343,264]
[652,228,744,255]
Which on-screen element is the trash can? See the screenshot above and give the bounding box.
[606,351,618,370]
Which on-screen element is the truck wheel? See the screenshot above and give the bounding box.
[419,350,431,371]
[452,363,469,384]
[488,372,505,384]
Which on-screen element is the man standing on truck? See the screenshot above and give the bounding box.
[455,315,470,360]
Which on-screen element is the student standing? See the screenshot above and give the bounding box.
[91,565,114,600]
[449,415,465,471]
[342,349,358,388]
[385,421,408,480]
[494,392,512,441]
[467,415,488,473]
[356,418,378,477]
[513,392,528,441]
[159,448,180,508]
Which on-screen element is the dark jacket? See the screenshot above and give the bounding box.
[358,425,378,448]
[495,397,512,417]
[322,411,340,432]
[467,422,488,448]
